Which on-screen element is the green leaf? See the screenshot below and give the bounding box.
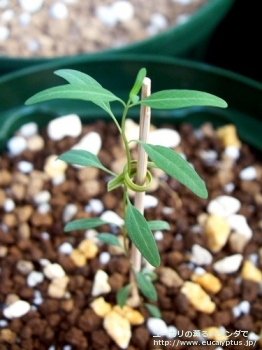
[129,68,147,98]
[96,233,122,248]
[144,303,162,318]
[117,284,132,308]
[125,200,160,267]
[58,150,113,175]
[139,90,227,109]
[25,84,120,105]
[107,172,125,191]
[64,218,109,232]
[148,220,170,231]
[135,271,157,301]
[138,142,208,199]
[141,268,158,281]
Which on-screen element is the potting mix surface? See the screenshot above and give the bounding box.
[0,0,208,57]
[0,116,261,349]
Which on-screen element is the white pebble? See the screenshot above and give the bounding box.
[58,242,73,255]
[39,259,51,267]
[1,9,14,22]
[190,244,213,266]
[3,300,31,319]
[144,195,158,209]
[49,2,68,19]
[85,199,104,214]
[223,182,235,193]
[52,174,66,186]
[4,198,15,212]
[149,128,181,148]
[111,1,134,22]
[166,325,178,338]
[41,232,50,240]
[239,166,257,180]
[44,263,65,279]
[154,231,163,241]
[0,0,8,8]
[33,190,51,204]
[0,25,9,40]
[33,290,43,305]
[19,12,31,26]
[249,253,258,265]
[91,270,111,296]
[99,251,111,265]
[37,203,51,214]
[176,14,190,25]
[248,332,260,341]
[147,317,168,336]
[213,254,243,274]
[19,0,43,13]
[239,300,250,314]
[224,146,240,159]
[17,160,34,173]
[7,136,27,156]
[72,131,102,156]
[100,210,124,227]
[47,114,82,141]
[172,0,192,4]
[27,39,39,52]
[199,150,218,165]
[27,271,44,287]
[19,122,38,138]
[150,13,168,30]
[207,195,241,217]
[95,6,117,26]
[0,319,8,327]
[194,266,206,275]
[227,214,252,239]
[62,204,78,223]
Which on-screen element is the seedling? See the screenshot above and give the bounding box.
[25,68,227,313]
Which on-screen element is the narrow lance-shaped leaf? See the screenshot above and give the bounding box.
[138,90,227,109]
[129,67,147,98]
[148,220,170,231]
[125,199,160,267]
[117,284,132,308]
[58,150,115,175]
[64,218,111,232]
[54,69,113,115]
[138,142,208,199]
[135,271,157,301]
[25,84,121,105]
[96,233,122,248]
[144,303,162,318]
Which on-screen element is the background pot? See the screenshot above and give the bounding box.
[0,0,235,76]
[0,54,261,152]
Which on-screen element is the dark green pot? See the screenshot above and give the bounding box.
[0,0,235,76]
[0,54,261,154]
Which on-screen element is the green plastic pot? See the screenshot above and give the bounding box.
[0,54,262,154]
[0,0,235,76]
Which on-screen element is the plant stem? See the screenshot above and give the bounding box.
[130,77,151,301]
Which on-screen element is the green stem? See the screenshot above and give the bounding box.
[121,100,132,174]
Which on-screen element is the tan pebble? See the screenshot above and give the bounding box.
[6,294,20,306]
[103,310,131,349]
[30,170,49,181]
[114,305,144,325]
[228,232,249,253]
[0,245,8,257]
[18,223,31,239]
[30,212,53,226]
[12,172,29,185]
[11,183,26,200]
[61,299,74,312]
[126,293,141,308]
[90,297,112,317]
[111,157,126,175]
[70,249,87,267]
[78,239,98,259]
[191,272,222,294]
[241,260,262,283]
[26,178,45,198]
[52,276,69,289]
[0,189,6,206]
[181,281,216,314]
[77,167,99,181]
[0,169,12,186]
[205,214,231,253]
[201,123,215,137]
[44,154,68,178]
[91,270,111,296]
[16,260,34,275]
[48,276,69,298]
[3,213,17,227]
[255,193,262,206]
[81,180,101,197]
[108,236,127,256]
[157,267,183,288]
[15,205,33,222]
[27,134,44,151]
[202,327,227,341]
[197,212,208,227]
[259,247,262,267]
[216,124,241,148]
[0,329,16,344]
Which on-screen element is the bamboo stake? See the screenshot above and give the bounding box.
[129,77,151,304]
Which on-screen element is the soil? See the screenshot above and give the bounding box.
[0,0,208,57]
[0,118,262,350]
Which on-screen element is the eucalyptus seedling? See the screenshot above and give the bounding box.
[25,68,227,312]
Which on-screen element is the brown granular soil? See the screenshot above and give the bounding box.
[0,119,262,349]
[0,0,208,58]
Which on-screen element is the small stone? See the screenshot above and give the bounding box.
[224,146,240,159]
[227,214,252,239]
[86,199,104,214]
[48,276,69,298]
[27,134,44,151]
[148,128,181,148]
[33,190,51,204]
[0,245,8,257]
[90,297,112,317]
[228,232,249,253]
[0,25,9,40]
[154,231,163,241]
[144,195,158,209]
[72,131,102,156]
[213,254,243,274]
[3,300,31,319]
[239,166,257,181]
[47,114,82,140]
[62,204,78,223]
[7,136,27,156]
[17,160,34,173]
[58,242,73,255]
[241,260,262,283]
[70,249,86,267]
[204,214,231,253]
[181,281,216,314]
[150,13,168,30]
[111,1,134,22]
[99,251,111,265]
[207,195,241,217]
[78,239,98,259]
[114,305,144,325]
[19,122,38,137]
[3,198,15,212]
[16,260,34,275]
[44,263,66,279]
[202,327,227,341]
[147,317,168,336]
[91,270,111,296]
[100,210,124,227]
[103,310,131,349]
[19,0,44,13]
[27,271,44,287]
[199,149,218,165]
[44,155,68,178]
[49,2,68,19]
[157,267,183,288]
[190,244,213,266]
[191,272,222,294]
[95,5,118,26]
[216,124,241,148]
